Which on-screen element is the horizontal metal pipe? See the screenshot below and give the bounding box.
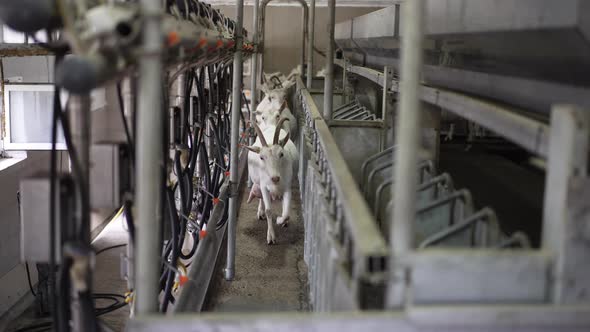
[56,13,242,94]
[335,59,551,158]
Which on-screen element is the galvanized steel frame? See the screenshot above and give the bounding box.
[334,60,551,158]
[126,75,590,332]
[129,1,590,328]
[296,76,389,309]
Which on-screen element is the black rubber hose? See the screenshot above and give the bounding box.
[207,117,226,171]
[57,104,89,240]
[79,290,99,332]
[116,82,134,160]
[57,257,72,332]
[161,188,180,312]
[199,143,212,216]
[173,152,190,261]
[123,199,135,244]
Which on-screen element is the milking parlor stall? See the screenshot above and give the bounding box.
[0,1,590,332]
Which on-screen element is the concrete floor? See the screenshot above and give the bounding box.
[91,213,131,331]
[5,177,309,331]
[5,213,131,332]
[204,181,309,312]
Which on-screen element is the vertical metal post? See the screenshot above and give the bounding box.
[259,3,266,79]
[323,0,336,120]
[387,0,424,308]
[225,0,245,281]
[306,0,316,89]
[176,69,186,107]
[380,66,392,151]
[300,4,309,75]
[543,105,590,304]
[250,0,260,148]
[135,0,163,315]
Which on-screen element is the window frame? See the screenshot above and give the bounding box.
[3,83,67,151]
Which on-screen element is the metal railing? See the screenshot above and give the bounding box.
[295,76,388,310]
[332,99,378,120]
[359,147,530,249]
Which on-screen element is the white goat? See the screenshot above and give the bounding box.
[263,66,301,89]
[256,97,297,134]
[246,119,297,244]
[257,79,297,132]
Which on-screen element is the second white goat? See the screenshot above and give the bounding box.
[256,80,297,134]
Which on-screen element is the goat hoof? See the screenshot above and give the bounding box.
[277,216,290,227]
[267,232,277,245]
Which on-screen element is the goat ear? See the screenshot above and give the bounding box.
[245,146,261,154]
[259,83,270,95]
[280,131,290,147]
[283,79,295,90]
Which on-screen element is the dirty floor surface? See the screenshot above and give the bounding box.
[204,180,309,312]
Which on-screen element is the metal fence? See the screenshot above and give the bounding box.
[359,147,531,249]
[294,77,388,311]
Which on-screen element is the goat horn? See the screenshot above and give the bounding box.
[253,123,267,147]
[273,118,290,145]
[279,100,288,114]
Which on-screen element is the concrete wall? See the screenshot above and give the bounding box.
[214,5,380,77]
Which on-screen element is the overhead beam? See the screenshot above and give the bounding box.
[211,0,388,6]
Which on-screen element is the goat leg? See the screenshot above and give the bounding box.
[276,190,291,228]
[261,186,276,244]
[257,198,266,220]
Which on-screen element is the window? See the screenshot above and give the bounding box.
[2,84,67,150]
[0,25,48,44]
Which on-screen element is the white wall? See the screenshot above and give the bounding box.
[0,55,123,319]
[0,56,60,319]
[214,5,380,78]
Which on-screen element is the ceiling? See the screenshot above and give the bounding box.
[208,0,391,7]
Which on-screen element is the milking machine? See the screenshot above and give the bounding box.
[8,0,250,330]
